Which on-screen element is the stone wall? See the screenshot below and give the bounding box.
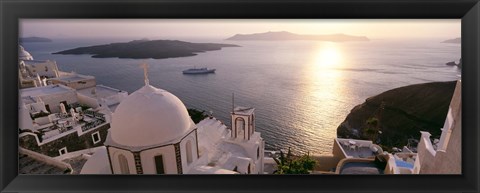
[19,123,110,157]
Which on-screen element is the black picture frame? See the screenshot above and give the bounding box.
[1,0,479,192]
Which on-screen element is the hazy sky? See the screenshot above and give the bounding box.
[20,19,460,40]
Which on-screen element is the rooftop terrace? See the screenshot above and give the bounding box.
[77,85,127,99]
[52,73,94,82]
[20,84,74,98]
[336,138,382,158]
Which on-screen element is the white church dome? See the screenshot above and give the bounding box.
[19,46,34,60]
[110,84,195,147]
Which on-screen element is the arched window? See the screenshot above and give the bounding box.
[118,154,130,174]
[186,140,193,164]
[235,117,245,139]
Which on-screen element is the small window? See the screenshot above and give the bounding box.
[59,147,68,155]
[186,140,193,164]
[154,155,165,174]
[91,131,101,144]
[257,147,260,160]
[118,154,130,174]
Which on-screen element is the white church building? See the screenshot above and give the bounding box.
[81,66,268,174]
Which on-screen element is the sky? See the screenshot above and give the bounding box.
[20,19,461,40]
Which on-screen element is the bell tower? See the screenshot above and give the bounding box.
[231,94,255,141]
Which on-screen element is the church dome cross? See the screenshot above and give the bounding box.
[140,63,150,86]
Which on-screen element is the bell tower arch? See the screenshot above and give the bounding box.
[231,107,255,141]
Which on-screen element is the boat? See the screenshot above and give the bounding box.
[182,67,216,74]
[446,61,457,66]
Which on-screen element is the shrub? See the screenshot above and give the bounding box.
[273,148,317,174]
[188,108,209,123]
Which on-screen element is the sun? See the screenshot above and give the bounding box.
[313,44,342,69]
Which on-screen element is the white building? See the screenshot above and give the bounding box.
[18,46,130,158]
[22,60,60,78]
[19,45,33,61]
[48,72,128,112]
[76,85,128,113]
[415,80,461,174]
[20,84,78,115]
[18,45,59,88]
[50,73,96,90]
[18,84,112,157]
[81,68,268,174]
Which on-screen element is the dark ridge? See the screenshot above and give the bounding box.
[53,39,240,59]
[226,31,369,42]
[20,37,52,43]
[337,81,457,150]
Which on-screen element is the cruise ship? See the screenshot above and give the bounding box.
[182,67,216,74]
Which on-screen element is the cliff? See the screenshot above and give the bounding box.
[53,39,239,59]
[226,31,369,42]
[337,81,457,150]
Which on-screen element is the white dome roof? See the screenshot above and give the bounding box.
[19,46,34,60]
[110,84,195,147]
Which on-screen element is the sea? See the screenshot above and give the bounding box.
[21,37,461,155]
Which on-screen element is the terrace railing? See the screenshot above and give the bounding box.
[81,110,106,132]
[81,119,105,132]
[83,110,105,121]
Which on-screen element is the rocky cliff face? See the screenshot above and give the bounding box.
[337,81,457,150]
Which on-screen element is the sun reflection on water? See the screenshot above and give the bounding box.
[291,42,350,155]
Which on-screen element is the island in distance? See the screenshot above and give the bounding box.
[53,39,240,59]
[441,37,461,44]
[226,31,369,42]
[20,36,52,43]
